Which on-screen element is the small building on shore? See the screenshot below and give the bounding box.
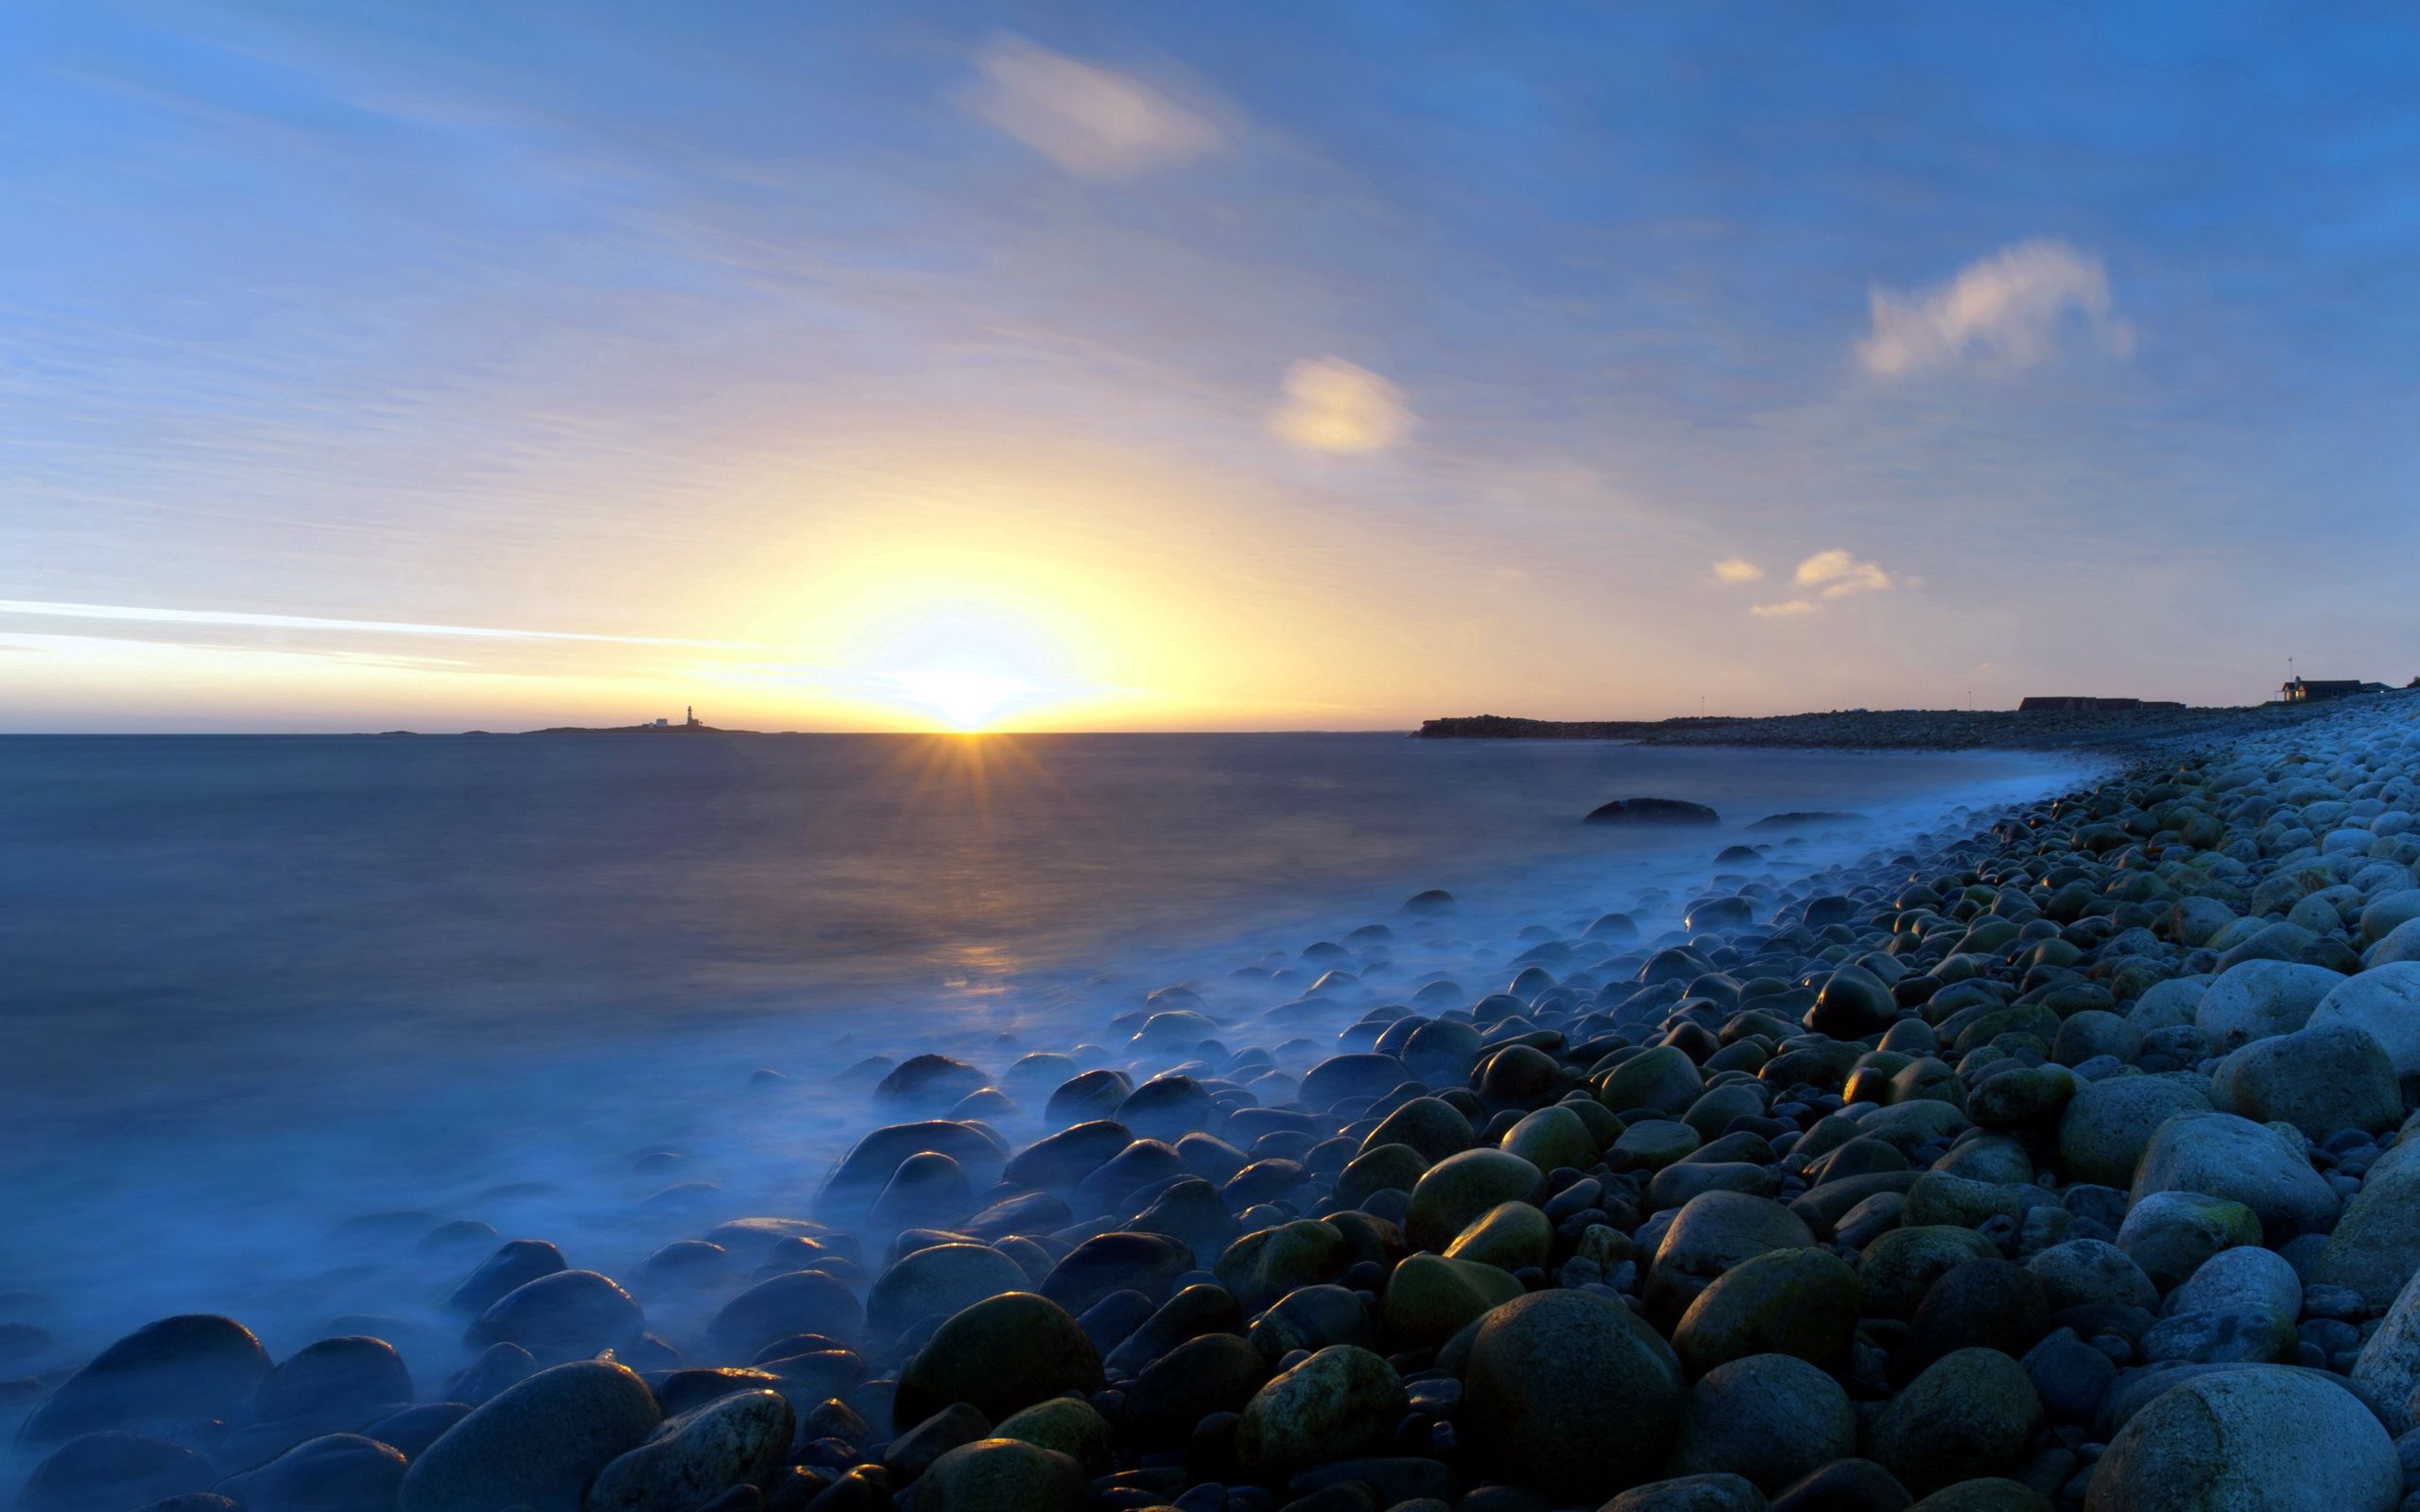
[2281,679,2389,703]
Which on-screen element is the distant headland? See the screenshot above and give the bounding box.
[374,705,761,736]
[1420,685,2417,750]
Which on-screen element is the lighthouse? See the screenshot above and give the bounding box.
[684,705,699,728]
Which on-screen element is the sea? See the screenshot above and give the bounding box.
[0,732,2093,1364]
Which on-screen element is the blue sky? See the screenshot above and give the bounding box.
[2,2,2414,730]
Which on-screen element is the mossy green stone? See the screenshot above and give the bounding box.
[1214,1220,1349,1312]
[1964,1065,2078,1129]
[1334,1143,1429,1209]
[1405,1148,1545,1251]
[1901,1170,2028,1230]
[1381,1251,1525,1348]
[1857,1226,2001,1321]
[1602,1045,1704,1116]
[1671,1246,1860,1375]
[992,1396,1113,1474]
[1234,1345,1407,1479]
[1361,1096,1476,1164]
[1615,1119,1702,1170]
[1500,1105,1598,1173]
[1444,1201,1552,1271]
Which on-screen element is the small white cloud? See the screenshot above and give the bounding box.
[1749,550,1899,618]
[1711,558,1765,584]
[1271,357,1411,454]
[1795,548,1893,599]
[965,36,1221,180]
[1858,239,2135,377]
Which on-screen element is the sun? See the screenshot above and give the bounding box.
[881,669,1034,731]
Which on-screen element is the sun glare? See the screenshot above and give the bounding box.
[882,669,1033,731]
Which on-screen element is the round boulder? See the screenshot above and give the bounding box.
[2084,1366,2398,1511]
[1461,1288,1686,1501]
[893,1292,1102,1432]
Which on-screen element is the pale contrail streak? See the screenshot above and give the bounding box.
[0,599,752,649]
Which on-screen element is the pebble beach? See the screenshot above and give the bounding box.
[16,690,2420,1512]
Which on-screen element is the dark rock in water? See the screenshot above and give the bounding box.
[445,1238,568,1315]
[586,1389,795,1512]
[360,1402,473,1459]
[397,1360,661,1512]
[122,1499,239,1512]
[1250,1283,1374,1360]
[1299,1053,1408,1109]
[471,1269,644,1358]
[1115,1074,1220,1141]
[1076,1289,1156,1358]
[1004,1119,1132,1190]
[1041,1231,1194,1315]
[1103,1284,1242,1379]
[866,1243,1028,1335]
[256,1335,412,1427]
[637,1240,736,1291]
[706,1270,863,1356]
[868,1150,974,1228]
[1403,889,1456,913]
[655,1368,782,1418]
[1713,846,1763,867]
[886,1401,991,1481]
[1685,895,1754,932]
[1046,1068,1133,1124]
[873,1054,989,1108]
[216,1434,407,1512]
[1460,1289,1685,1500]
[0,1319,55,1365]
[443,1341,536,1405]
[1747,811,1870,832]
[1585,798,1721,826]
[1076,1141,1190,1214]
[417,1219,502,1256]
[893,1292,1104,1431]
[19,1431,214,1512]
[820,1122,1008,1200]
[18,1314,272,1444]
[1400,1020,1485,1086]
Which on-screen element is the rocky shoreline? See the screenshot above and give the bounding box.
[1417,702,2359,752]
[10,690,2420,1512]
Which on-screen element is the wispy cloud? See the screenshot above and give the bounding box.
[1749,599,1820,618]
[1270,357,1411,454]
[0,600,748,647]
[1710,557,1765,584]
[964,36,1221,180]
[1858,239,2135,377]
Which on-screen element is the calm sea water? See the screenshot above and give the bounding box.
[0,732,2087,1359]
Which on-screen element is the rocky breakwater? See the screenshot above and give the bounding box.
[9,690,2420,1512]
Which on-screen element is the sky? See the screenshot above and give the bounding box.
[2,1,2415,731]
